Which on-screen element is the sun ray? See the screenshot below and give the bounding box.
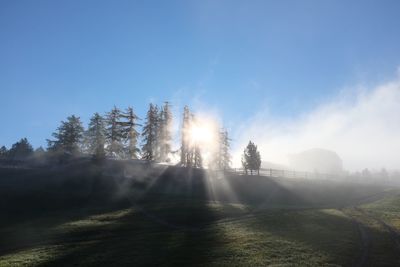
[187,117,219,167]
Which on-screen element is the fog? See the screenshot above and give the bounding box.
[232,72,400,172]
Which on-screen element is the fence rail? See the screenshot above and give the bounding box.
[229,167,340,180]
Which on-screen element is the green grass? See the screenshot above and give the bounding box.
[342,207,400,267]
[0,200,361,267]
[361,190,400,230]
[1,164,399,266]
[339,190,400,267]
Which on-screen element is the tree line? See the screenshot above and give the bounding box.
[0,102,234,170]
[45,102,175,162]
[44,103,173,162]
[0,102,263,174]
[0,138,37,161]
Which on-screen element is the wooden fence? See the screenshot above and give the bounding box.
[229,167,340,180]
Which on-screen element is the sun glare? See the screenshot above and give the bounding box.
[189,124,214,144]
[187,117,219,166]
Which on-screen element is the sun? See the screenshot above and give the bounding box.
[185,115,220,167]
[189,124,214,144]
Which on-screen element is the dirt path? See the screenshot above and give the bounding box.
[341,208,370,267]
[353,219,370,267]
[355,207,400,250]
[376,218,400,249]
[343,205,400,267]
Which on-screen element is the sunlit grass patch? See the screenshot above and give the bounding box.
[321,208,349,218]
[361,191,400,231]
[55,208,133,231]
[195,208,356,266]
[0,242,96,267]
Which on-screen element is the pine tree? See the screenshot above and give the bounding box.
[141,103,159,161]
[120,107,140,159]
[105,106,124,158]
[47,115,84,155]
[218,128,231,170]
[242,141,261,175]
[193,144,202,168]
[0,146,7,159]
[86,113,106,159]
[189,113,200,168]
[8,138,34,160]
[158,101,173,162]
[216,130,223,169]
[153,106,161,161]
[180,106,191,166]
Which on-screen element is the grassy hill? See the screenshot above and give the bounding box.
[0,160,399,266]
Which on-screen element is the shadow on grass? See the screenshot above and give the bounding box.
[25,204,398,266]
[32,169,225,266]
[1,163,398,266]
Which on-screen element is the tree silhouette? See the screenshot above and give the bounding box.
[218,128,231,170]
[141,103,159,161]
[105,106,124,158]
[180,105,191,167]
[86,113,106,159]
[193,144,202,168]
[47,115,84,155]
[242,141,261,175]
[8,138,33,160]
[0,146,7,159]
[158,101,173,162]
[191,114,202,168]
[120,107,140,159]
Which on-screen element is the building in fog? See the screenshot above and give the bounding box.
[288,148,343,174]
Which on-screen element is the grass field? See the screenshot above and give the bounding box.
[0,200,361,266]
[1,162,400,266]
[361,192,400,231]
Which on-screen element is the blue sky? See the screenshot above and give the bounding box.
[1,0,400,149]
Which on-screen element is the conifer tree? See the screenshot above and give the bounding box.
[86,112,106,159]
[105,106,124,158]
[47,115,84,155]
[216,130,223,169]
[0,146,7,159]
[8,138,34,160]
[158,101,173,162]
[153,106,161,161]
[141,103,159,160]
[189,114,201,168]
[242,141,261,175]
[120,107,140,159]
[180,106,191,166]
[193,144,202,168]
[219,129,231,170]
